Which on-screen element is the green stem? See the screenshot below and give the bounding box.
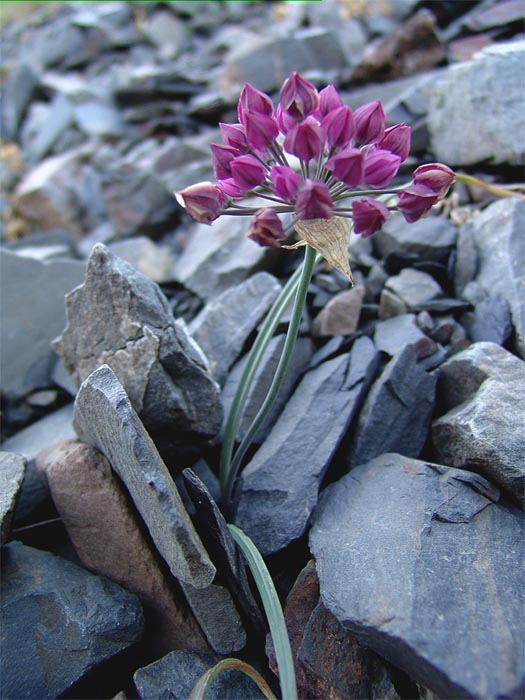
[224,244,317,504]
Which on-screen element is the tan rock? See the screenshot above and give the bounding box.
[312,286,365,338]
[37,439,208,656]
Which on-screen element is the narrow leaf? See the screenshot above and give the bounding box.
[189,658,277,700]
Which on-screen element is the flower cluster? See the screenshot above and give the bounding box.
[176,72,454,255]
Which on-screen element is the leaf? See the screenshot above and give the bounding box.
[294,217,353,283]
[189,658,277,700]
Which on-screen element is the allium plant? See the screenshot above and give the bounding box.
[176,72,455,507]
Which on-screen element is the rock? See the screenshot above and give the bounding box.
[73,364,216,589]
[107,236,177,283]
[27,93,75,162]
[1,541,144,700]
[29,16,86,68]
[189,272,282,385]
[312,286,365,337]
[469,293,513,345]
[0,250,85,400]
[235,336,380,555]
[173,215,271,300]
[374,313,437,358]
[37,440,209,655]
[349,345,437,467]
[310,453,524,700]
[53,244,222,456]
[466,199,525,357]
[134,650,265,700]
[432,342,525,508]
[382,268,443,313]
[74,101,124,137]
[0,63,39,141]
[140,9,189,61]
[428,41,525,166]
[0,453,26,545]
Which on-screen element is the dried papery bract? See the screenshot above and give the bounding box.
[292,217,353,283]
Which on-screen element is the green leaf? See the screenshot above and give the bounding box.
[188,657,277,700]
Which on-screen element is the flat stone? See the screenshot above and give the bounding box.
[134,650,265,700]
[1,541,144,700]
[28,93,75,162]
[107,236,177,283]
[53,244,222,455]
[173,215,271,300]
[432,342,525,507]
[312,286,365,337]
[189,272,281,385]
[310,453,524,699]
[141,10,189,60]
[349,345,437,467]
[428,41,525,165]
[74,101,124,137]
[384,268,443,311]
[37,440,209,655]
[0,62,39,141]
[0,452,26,545]
[236,337,380,555]
[374,313,437,358]
[0,250,85,400]
[470,293,513,345]
[73,364,216,589]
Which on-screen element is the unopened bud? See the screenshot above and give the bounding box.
[247,208,286,248]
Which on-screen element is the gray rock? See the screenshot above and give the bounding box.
[30,17,86,68]
[428,41,525,165]
[28,93,75,161]
[189,272,282,385]
[383,268,443,311]
[374,313,437,358]
[310,453,524,700]
[107,236,177,283]
[312,286,365,337]
[467,198,525,357]
[141,9,189,60]
[236,337,380,555]
[53,244,222,454]
[470,293,513,345]
[0,453,26,545]
[1,541,144,700]
[74,101,124,137]
[173,215,271,300]
[432,342,525,507]
[454,219,477,295]
[0,250,85,400]
[0,63,39,141]
[349,345,437,466]
[134,650,265,700]
[73,364,216,589]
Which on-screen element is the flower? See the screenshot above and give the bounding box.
[322,105,355,150]
[230,154,267,191]
[175,181,224,224]
[354,101,385,145]
[325,148,364,188]
[210,143,238,180]
[295,179,334,220]
[283,116,324,162]
[397,184,438,223]
[316,84,344,119]
[413,163,456,198]
[219,122,249,152]
[279,72,319,122]
[237,83,274,121]
[380,123,411,161]
[363,148,401,189]
[242,110,279,152]
[247,209,286,248]
[270,165,301,203]
[352,198,390,238]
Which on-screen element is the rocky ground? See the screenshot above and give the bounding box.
[1,1,524,699]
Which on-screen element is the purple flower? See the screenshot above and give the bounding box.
[219,122,249,152]
[175,181,224,224]
[413,163,455,198]
[397,184,438,223]
[270,165,301,203]
[279,72,319,122]
[354,101,385,145]
[275,103,296,135]
[210,143,239,180]
[325,147,364,188]
[237,83,274,122]
[230,154,267,191]
[217,177,245,200]
[283,116,325,162]
[352,197,390,238]
[295,179,334,220]
[379,123,411,162]
[363,148,401,188]
[242,109,279,152]
[316,84,344,120]
[322,105,355,150]
[247,208,286,248]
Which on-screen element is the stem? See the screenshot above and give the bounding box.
[224,244,317,504]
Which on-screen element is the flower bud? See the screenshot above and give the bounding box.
[322,105,355,150]
[175,181,224,224]
[363,148,401,188]
[217,177,245,200]
[237,83,274,123]
[230,154,267,191]
[397,184,438,223]
[210,142,239,180]
[270,165,301,203]
[352,197,390,238]
[354,100,385,145]
[279,72,319,122]
[295,179,334,220]
[379,123,411,162]
[276,103,296,135]
[242,109,279,151]
[247,208,286,248]
[316,84,344,120]
[219,122,249,152]
[325,147,364,188]
[283,116,325,163]
[413,163,455,198]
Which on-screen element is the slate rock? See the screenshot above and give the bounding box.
[1,541,144,700]
[0,62,39,141]
[189,272,282,385]
[134,650,265,700]
[27,93,75,161]
[432,342,525,508]
[374,211,456,263]
[141,9,189,60]
[469,293,513,345]
[310,453,524,700]
[312,286,365,337]
[374,313,437,358]
[0,250,85,400]
[349,345,437,467]
[73,364,215,589]
[236,336,380,555]
[53,244,222,454]
[428,41,525,165]
[37,440,209,655]
[74,101,124,137]
[173,215,271,300]
[107,236,177,283]
[383,268,442,312]
[0,452,26,545]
